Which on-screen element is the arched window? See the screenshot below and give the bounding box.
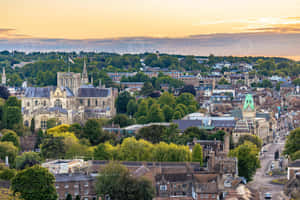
[43,100,47,106]
[88,99,90,107]
[95,99,98,106]
[35,100,38,106]
[55,99,62,108]
[41,120,47,130]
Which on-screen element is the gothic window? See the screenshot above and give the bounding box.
[35,100,38,106]
[43,100,46,106]
[95,99,98,106]
[27,102,30,107]
[55,99,62,108]
[88,99,90,107]
[41,120,47,130]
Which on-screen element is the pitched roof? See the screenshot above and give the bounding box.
[24,87,55,98]
[78,88,109,97]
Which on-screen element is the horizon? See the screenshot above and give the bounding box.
[1,0,300,59]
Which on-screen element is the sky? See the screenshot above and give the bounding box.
[1,0,300,59]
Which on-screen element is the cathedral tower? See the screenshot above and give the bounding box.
[81,58,89,85]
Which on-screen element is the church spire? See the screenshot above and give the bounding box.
[81,58,89,85]
[2,67,6,85]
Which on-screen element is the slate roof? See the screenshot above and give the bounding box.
[24,87,54,98]
[48,107,68,114]
[212,120,236,128]
[24,86,74,98]
[55,174,94,182]
[155,173,192,182]
[78,88,109,98]
[173,120,202,131]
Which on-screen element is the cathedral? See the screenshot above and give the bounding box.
[21,61,117,130]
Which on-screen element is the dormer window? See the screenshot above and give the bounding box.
[55,99,62,108]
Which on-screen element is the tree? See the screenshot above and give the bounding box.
[115,91,134,113]
[137,125,166,144]
[83,119,104,145]
[158,92,175,107]
[126,99,137,116]
[68,123,83,139]
[141,81,154,96]
[6,107,22,130]
[0,141,18,167]
[179,85,196,96]
[176,93,197,108]
[136,99,148,119]
[47,118,58,129]
[94,143,111,160]
[95,162,154,200]
[111,114,134,128]
[75,196,80,200]
[40,136,66,159]
[291,150,300,161]
[237,134,262,149]
[146,104,164,123]
[11,165,57,200]
[162,105,173,122]
[229,141,260,181]
[15,152,41,170]
[30,118,35,133]
[66,193,72,200]
[284,128,300,157]
[35,129,44,148]
[192,144,203,165]
[0,86,10,99]
[0,129,20,148]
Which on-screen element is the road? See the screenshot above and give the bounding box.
[249,136,287,200]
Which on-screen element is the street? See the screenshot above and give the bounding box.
[249,136,287,200]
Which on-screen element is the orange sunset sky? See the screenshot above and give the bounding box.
[1,0,300,59]
[1,0,300,39]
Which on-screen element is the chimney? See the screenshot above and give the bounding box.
[208,151,215,171]
[224,133,230,156]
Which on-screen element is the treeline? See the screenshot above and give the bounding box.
[1,50,299,87]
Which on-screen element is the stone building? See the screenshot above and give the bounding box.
[21,62,117,130]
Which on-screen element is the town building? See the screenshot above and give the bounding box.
[21,63,117,130]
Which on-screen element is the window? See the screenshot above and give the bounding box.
[64,184,69,189]
[160,185,167,191]
[55,99,62,108]
[43,100,46,106]
[95,99,98,106]
[84,182,89,187]
[55,185,59,189]
[24,120,29,127]
[35,100,38,106]
[88,99,90,107]
[80,99,83,105]
[41,120,47,130]
[74,184,79,188]
[27,102,30,107]
[84,189,89,195]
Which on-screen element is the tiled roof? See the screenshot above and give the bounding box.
[289,160,300,167]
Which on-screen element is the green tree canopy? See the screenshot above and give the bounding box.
[146,104,164,123]
[15,152,41,170]
[11,165,57,200]
[0,141,18,167]
[0,129,20,148]
[229,141,260,181]
[284,128,300,157]
[237,134,262,149]
[95,162,154,200]
[115,91,134,113]
[192,144,203,165]
[83,119,105,145]
[40,136,66,159]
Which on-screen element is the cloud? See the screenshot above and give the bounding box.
[0,28,15,34]
[248,23,300,33]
